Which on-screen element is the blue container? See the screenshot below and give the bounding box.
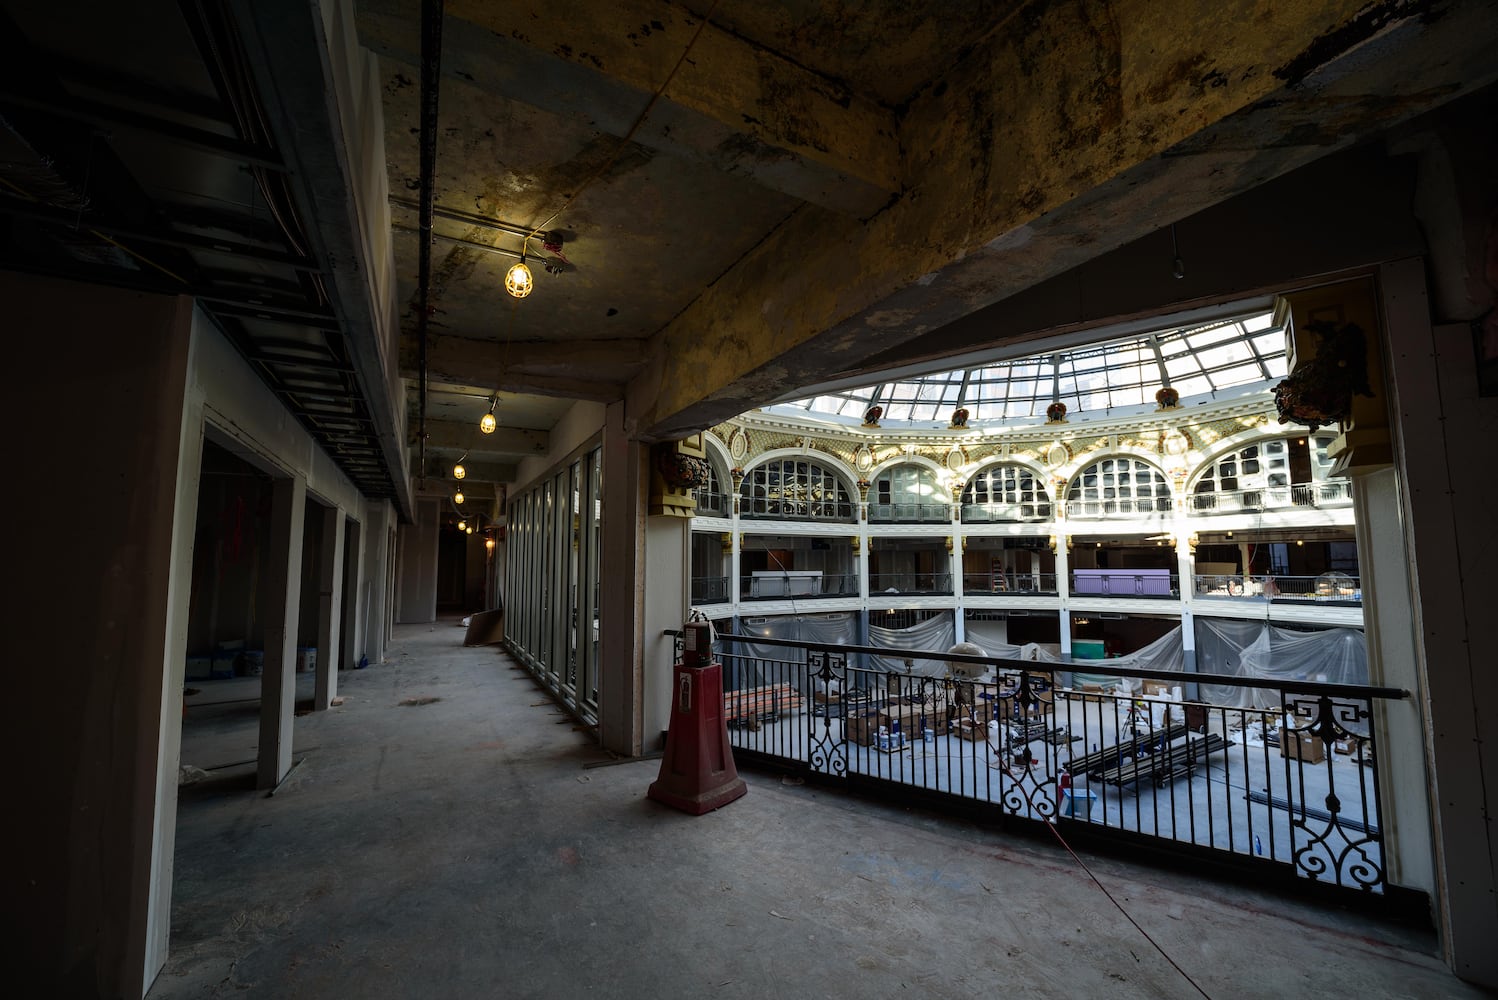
[1060,789,1098,819]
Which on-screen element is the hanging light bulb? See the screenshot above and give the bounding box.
[454,489,465,505]
[453,462,466,480]
[458,519,466,530]
[485,537,495,552]
[505,258,533,298]
[480,412,496,434]
[466,526,473,535]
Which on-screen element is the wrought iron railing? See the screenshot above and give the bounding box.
[960,571,1059,594]
[677,631,1405,900]
[1070,571,1179,597]
[691,575,730,604]
[739,498,857,521]
[1192,574,1361,604]
[867,501,953,524]
[740,572,860,600]
[694,490,730,516]
[868,571,953,596]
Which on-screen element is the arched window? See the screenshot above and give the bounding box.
[1191,434,1346,513]
[869,464,950,523]
[960,465,1052,522]
[740,459,856,522]
[694,458,729,516]
[1066,456,1171,518]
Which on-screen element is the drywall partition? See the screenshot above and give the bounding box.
[396,498,440,623]
[9,275,195,998]
[8,279,384,1000]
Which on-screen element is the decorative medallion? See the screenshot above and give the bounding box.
[945,446,966,473]
[728,427,749,461]
[855,443,875,473]
[1044,441,1071,469]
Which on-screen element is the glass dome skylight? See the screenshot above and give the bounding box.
[779,311,1286,424]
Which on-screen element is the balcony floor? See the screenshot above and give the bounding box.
[153,622,1477,999]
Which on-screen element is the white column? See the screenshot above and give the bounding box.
[259,474,307,789]
[1054,537,1072,657]
[1351,467,1433,895]
[314,505,346,710]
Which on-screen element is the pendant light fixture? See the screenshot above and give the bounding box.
[505,258,533,298]
[454,489,465,505]
[458,519,466,531]
[453,461,466,480]
[480,393,498,434]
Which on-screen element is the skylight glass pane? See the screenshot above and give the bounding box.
[884,402,912,420]
[1171,374,1213,397]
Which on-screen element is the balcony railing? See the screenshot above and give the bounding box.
[961,571,1059,595]
[740,498,856,522]
[960,501,1053,524]
[1066,497,1173,519]
[694,490,730,516]
[1190,482,1354,514]
[1193,574,1361,604]
[867,501,953,524]
[868,572,953,596]
[1070,570,1179,597]
[683,631,1407,902]
[691,575,730,604]
[740,572,860,600]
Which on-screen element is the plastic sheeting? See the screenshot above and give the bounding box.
[1194,618,1367,709]
[957,617,1059,669]
[867,612,955,675]
[1061,627,1188,689]
[733,613,857,689]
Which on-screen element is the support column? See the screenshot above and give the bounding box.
[259,474,307,789]
[598,401,646,756]
[1054,535,1072,658]
[1352,467,1434,897]
[314,505,346,710]
[1375,258,1496,985]
[341,517,364,671]
[360,502,391,666]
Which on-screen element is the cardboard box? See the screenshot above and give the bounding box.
[846,705,933,747]
[1143,681,1171,697]
[1280,732,1325,763]
[952,718,991,743]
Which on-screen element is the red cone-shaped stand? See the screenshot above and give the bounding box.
[648,659,746,815]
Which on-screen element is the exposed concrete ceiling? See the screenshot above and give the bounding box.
[359,0,1498,474]
[3,0,1493,505]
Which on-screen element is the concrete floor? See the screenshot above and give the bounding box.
[152,621,1481,1000]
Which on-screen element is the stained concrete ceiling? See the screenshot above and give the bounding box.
[360,0,1498,490]
[3,0,1494,506]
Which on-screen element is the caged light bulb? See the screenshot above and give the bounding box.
[453,463,466,480]
[505,260,533,298]
[480,412,496,434]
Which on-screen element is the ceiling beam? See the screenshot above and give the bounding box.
[415,457,517,486]
[358,0,900,216]
[629,0,1498,438]
[409,334,630,403]
[418,418,548,455]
